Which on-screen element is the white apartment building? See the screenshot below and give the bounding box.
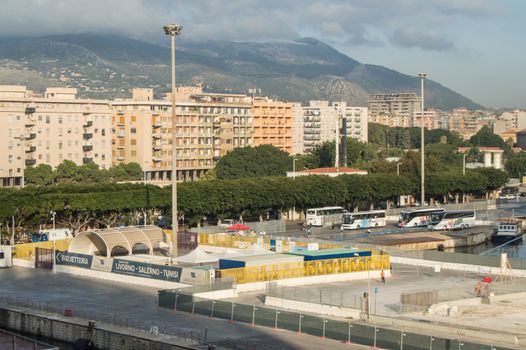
[368,93,421,117]
[494,110,526,135]
[0,86,112,187]
[294,101,368,154]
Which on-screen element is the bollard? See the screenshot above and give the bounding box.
[251,306,256,326]
[229,303,236,323]
[347,323,353,344]
[321,318,327,339]
[297,314,303,334]
[210,300,216,318]
[374,326,378,349]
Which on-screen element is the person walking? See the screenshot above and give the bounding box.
[380,269,386,284]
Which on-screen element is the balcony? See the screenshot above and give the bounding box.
[152,134,162,140]
[304,130,320,135]
[304,135,321,141]
[82,157,93,164]
[152,157,162,163]
[25,145,36,153]
[153,122,162,128]
[27,133,37,140]
[116,132,125,138]
[83,133,93,140]
[117,156,125,161]
[84,121,93,128]
[153,145,162,151]
[25,159,36,166]
[25,106,36,114]
[25,117,36,126]
[82,144,93,152]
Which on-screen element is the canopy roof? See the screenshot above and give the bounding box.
[227,223,250,231]
[174,247,218,264]
[68,225,170,257]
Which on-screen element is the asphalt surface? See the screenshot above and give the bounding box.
[0,267,370,350]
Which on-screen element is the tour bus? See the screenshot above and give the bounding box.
[306,206,347,227]
[398,208,445,227]
[429,210,476,231]
[341,210,387,230]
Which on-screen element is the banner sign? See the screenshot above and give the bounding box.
[55,251,93,269]
[111,259,182,283]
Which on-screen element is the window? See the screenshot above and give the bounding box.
[101,129,105,136]
[131,128,136,134]
[59,116,63,124]
[131,139,136,145]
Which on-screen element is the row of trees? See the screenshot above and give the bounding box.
[1,168,507,238]
[25,161,143,186]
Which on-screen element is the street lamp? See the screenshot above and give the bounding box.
[418,73,427,207]
[462,153,467,176]
[164,23,182,259]
[50,211,56,274]
[143,160,149,226]
[396,162,401,176]
[292,158,297,220]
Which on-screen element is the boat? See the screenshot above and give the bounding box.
[491,218,524,244]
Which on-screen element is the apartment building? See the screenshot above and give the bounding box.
[111,88,253,181]
[251,97,294,154]
[447,109,482,139]
[296,101,368,154]
[0,85,112,187]
[368,93,421,117]
[494,110,526,135]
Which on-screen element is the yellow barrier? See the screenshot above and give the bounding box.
[14,239,71,258]
[219,254,390,284]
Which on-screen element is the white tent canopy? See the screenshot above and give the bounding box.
[246,244,274,255]
[174,247,218,264]
[210,248,246,259]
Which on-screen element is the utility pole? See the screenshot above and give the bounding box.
[418,73,427,206]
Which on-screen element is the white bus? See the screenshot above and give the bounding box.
[341,210,386,230]
[429,210,476,231]
[398,208,445,227]
[306,206,347,227]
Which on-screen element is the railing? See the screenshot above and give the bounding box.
[0,296,205,345]
[159,290,512,350]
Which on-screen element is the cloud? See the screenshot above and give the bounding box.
[0,0,502,52]
[389,28,457,51]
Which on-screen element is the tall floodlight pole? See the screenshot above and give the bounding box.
[418,73,427,207]
[164,24,182,258]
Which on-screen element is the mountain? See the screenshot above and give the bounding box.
[0,34,482,110]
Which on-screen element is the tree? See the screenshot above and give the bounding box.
[505,153,526,178]
[54,160,80,183]
[25,164,55,186]
[469,126,509,150]
[200,167,217,181]
[216,145,292,180]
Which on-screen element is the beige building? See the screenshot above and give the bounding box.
[0,85,112,187]
[448,109,481,139]
[111,88,253,181]
[368,93,421,117]
[494,110,526,135]
[251,97,294,154]
[296,101,368,154]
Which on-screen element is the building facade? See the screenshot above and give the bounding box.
[0,86,112,187]
[368,93,421,116]
[251,97,294,154]
[111,88,253,181]
[296,101,367,154]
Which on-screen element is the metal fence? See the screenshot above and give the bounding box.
[0,296,205,345]
[159,290,514,350]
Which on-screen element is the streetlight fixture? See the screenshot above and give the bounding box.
[418,73,427,207]
[50,210,56,274]
[164,23,183,258]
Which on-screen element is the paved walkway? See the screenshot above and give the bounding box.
[0,267,369,350]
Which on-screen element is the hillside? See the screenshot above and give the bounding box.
[0,34,482,110]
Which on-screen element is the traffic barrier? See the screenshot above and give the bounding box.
[13,239,71,258]
[218,255,390,284]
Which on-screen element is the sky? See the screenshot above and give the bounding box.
[0,0,524,108]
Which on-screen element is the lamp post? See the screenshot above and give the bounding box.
[292,158,297,220]
[164,24,182,259]
[143,160,149,226]
[396,162,401,176]
[462,153,467,176]
[418,73,427,207]
[51,211,56,274]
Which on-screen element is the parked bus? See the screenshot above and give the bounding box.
[429,210,476,231]
[398,208,445,227]
[306,206,347,227]
[341,210,386,230]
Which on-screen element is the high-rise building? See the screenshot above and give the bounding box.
[368,93,421,118]
[295,101,367,154]
[448,109,481,139]
[111,88,253,181]
[251,97,294,154]
[0,85,112,187]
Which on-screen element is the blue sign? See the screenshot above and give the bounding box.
[374,287,379,294]
[270,239,276,252]
[55,251,93,269]
[111,259,182,282]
